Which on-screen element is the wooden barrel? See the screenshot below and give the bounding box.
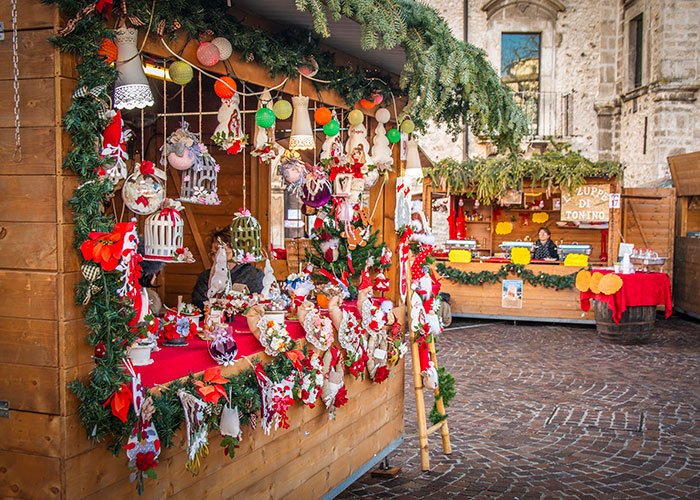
[593,300,656,344]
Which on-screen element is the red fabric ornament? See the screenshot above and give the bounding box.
[103,383,132,423]
[94,341,106,359]
[358,269,373,291]
[373,365,390,384]
[102,110,124,149]
[196,42,220,67]
[135,451,158,472]
[214,76,237,99]
[334,386,348,408]
[95,0,113,16]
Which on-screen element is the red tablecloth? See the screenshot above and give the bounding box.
[135,316,305,387]
[580,270,672,324]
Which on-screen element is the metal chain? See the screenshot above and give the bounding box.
[12,0,22,162]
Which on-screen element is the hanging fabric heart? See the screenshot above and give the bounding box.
[81,262,103,305]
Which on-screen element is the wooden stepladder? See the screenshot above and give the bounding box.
[406,265,452,470]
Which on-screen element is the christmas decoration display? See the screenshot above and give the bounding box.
[230,208,263,263]
[177,388,211,475]
[321,346,347,417]
[323,119,340,137]
[212,92,247,155]
[100,110,131,183]
[289,95,315,151]
[314,107,332,125]
[168,61,194,86]
[179,143,221,205]
[207,245,232,299]
[122,161,167,215]
[258,319,294,356]
[143,199,189,262]
[437,262,580,290]
[278,153,307,194]
[371,108,393,168]
[113,26,154,110]
[273,99,292,120]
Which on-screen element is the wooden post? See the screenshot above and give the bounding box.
[428,336,452,454]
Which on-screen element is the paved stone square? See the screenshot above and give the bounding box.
[341,316,700,499]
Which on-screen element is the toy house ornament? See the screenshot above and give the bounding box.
[230,209,263,263]
[212,92,247,154]
[121,161,166,215]
[144,199,193,262]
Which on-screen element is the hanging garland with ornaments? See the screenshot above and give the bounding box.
[436,262,582,291]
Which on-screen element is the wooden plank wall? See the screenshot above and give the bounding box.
[668,151,700,197]
[673,237,700,317]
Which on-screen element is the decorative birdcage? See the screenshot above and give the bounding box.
[144,199,187,262]
[230,209,263,263]
[179,148,221,205]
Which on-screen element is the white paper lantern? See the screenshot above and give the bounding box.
[405,140,423,180]
[375,108,391,124]
[211,37,233,60]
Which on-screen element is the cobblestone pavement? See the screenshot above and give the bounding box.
[340,316,700,499]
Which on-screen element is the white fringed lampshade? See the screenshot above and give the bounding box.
[114,27,154,110]
[405,140,423,180]
[289,95,314,150]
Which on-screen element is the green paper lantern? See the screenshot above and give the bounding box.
[323,119,340,137]
[347,109,364,126]
[273,100,292,120]
[255,108,276,129]
[169,61,193,86]
[387,128,401,144]
[400,119,415,134]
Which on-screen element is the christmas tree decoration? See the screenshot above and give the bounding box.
[273,99,292,120]
[214,76,237,99]
[100,110,131,183]
[179,144,221,205]
[387,127,401,144]
[93,341,107,359]
[113,27,154,110]
[347,109,363,126]
[230,208,263,263]
[122,161,166,215]
[289,95,314,151]
[211,93,247,155]
[322,118,340,137]
[196,41,220,67]
[177,388,210,475]
[400,119,415,134]
[143,199,188,262]
[255,107,276,129]
[98,37,117,64]
[314,107,332,125]
[168,61,194,86]
[371,108,392,168]
[211,37,233,60]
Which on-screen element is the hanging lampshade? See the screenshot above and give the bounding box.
[113,27,154,110]
[405,140,423,180]
[289,95,314,151]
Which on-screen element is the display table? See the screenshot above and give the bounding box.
[579,270,673,324]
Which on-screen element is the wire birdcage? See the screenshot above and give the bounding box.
[180,149,220,205]
[230,209,263,263]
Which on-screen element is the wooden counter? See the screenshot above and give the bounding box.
[438,261,594,324]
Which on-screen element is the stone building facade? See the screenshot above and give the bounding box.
[420,0,700,187]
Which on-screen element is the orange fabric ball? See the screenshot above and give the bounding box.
[98,38,118,64]
[314,107,332,125]
[214,77,237,99]
[359,98,375,109]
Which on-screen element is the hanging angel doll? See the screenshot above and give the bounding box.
[211,91,247,154]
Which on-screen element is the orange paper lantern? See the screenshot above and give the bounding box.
[214,77,237,99]
[98,38,118,64]
[359,98,375,109]
[314,107,332,125]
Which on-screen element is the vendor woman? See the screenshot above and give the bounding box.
[191,228,264,309]
[532,227,559,260]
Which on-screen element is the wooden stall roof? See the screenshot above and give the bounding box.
[669,151,700,197]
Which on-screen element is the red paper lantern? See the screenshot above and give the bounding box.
[98,38,118,64]
[214,76,237,99]
[197,42,221,67]
[359,98,375,109]
[314,107,332,125]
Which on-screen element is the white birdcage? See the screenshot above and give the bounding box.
[143,199,185,262]
[180,150,221,205]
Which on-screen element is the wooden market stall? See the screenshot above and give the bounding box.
[669,151,700,319]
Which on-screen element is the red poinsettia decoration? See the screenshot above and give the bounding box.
[103,383,132,422]
[135,451,158,472]
[193,367,229,404]
[80,221,135,271]
[348,350,369,379]
[373,365,390,384]
[285,349,306,371]
[334,386,348,408]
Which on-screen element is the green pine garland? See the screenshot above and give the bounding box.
[436,262,580,290]
[429,366,456,426]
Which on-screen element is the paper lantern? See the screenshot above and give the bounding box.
[196,42,220,67]
[347,109,364,126]
[214,77,236,99]
[98,38,118,64]
[211,37,232,60]
[255,108,276,129]
[387,128,400,144]
[273,100,292,120]
[323,119,340,137]
[359,99,375,109]
[400,119,415,134]
[121,162,166,215]
[289,95,314,151]
[375,108,391,124]
[169,61,193,86]
[314,107,332,125]
[575,270,592,292]
[599,273,623,295]
[589,272,604,294]
[113,27,154,110]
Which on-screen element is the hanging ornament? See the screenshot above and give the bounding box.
[100,110,132,183]
[211,93,247,155]
[371,109,392,168]
[94,341,107,359]
[180,146,221,205]
[196,41,220,67]
[400,119,415,134]
[314,107,332,125]
[144,199,192,262]
[163,121,198,170]
[255,108,276,129]
[358,99,375,109]
[230,208,263,263]
[387,128,401,144]
[289,95,315,151]
[371,92,384,105]
[122,161,166,215]
[273,99,293,120]
[177,389,210,475]
[323,119,340,137]
[302,163,332,209]
[214,76,236,99]
[347,109,364,126]
[278,152,307,193]
[207,325,238,366]
[98,37,118,64]
[345,120,371,160]
[168,61,193,86]
[375,108,391,124]
[211,37,233,60]
[113,27,154,110]
[252,90,280,163]
[298,56,319,77]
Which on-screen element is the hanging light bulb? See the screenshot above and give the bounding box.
[405,140,423,180]
[288,95,314,151]
[113,27,155,110]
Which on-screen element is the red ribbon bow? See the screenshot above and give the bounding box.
[159,208,181,226]
[140,161,155,176]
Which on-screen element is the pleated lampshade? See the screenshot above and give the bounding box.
[405,140,423,180]
[289,95,314,150]
[113,27,155,110]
